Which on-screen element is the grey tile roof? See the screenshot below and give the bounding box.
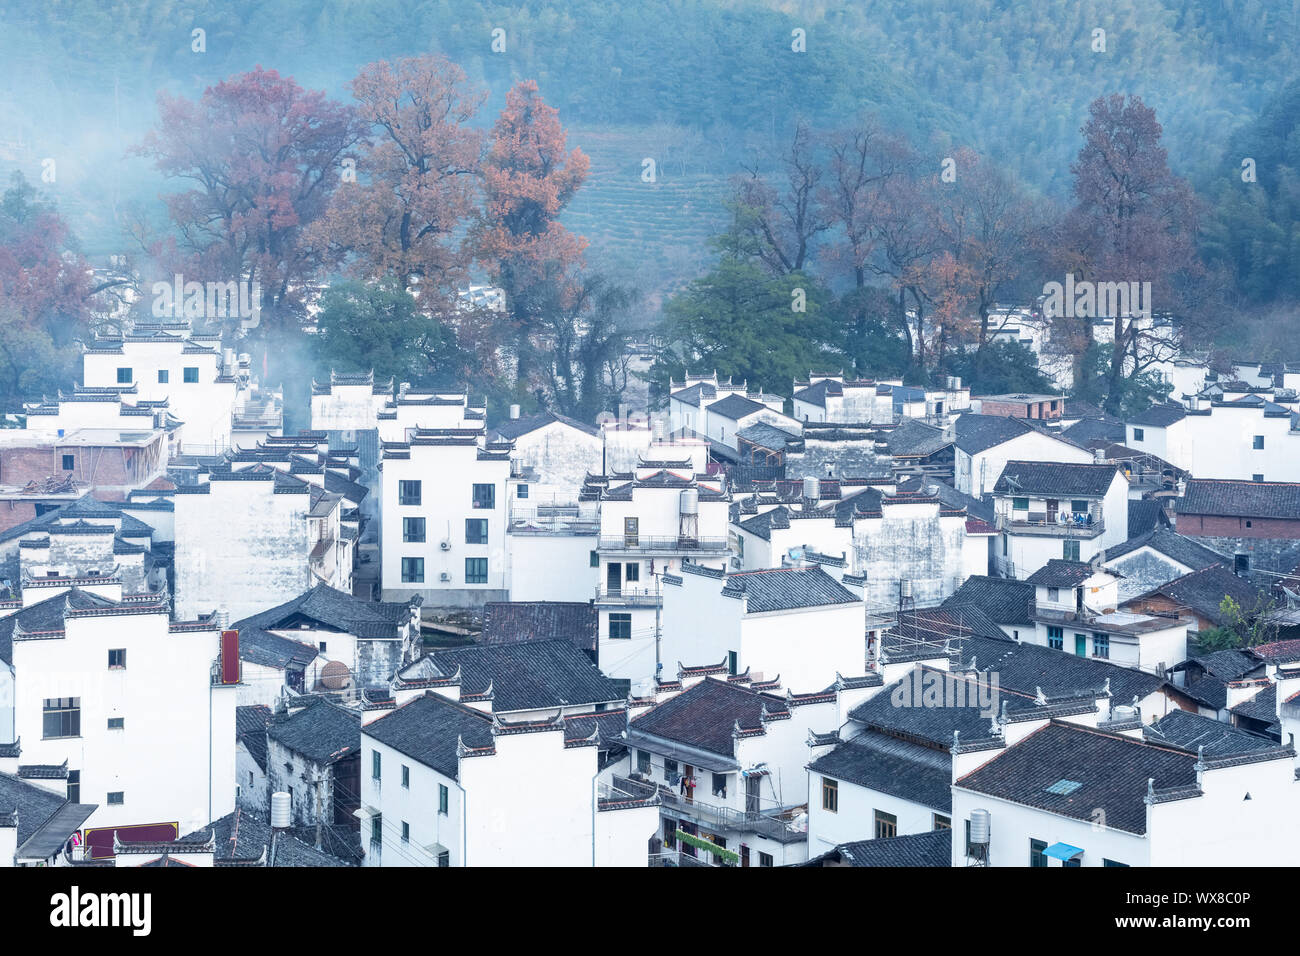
[806,828,951,867]
[490,410,600,440]
[630,678,787,757]
[1129,564,1267,625]
[481,602,597,654]
[809,731,952,811]
[957,635,1164,710]
[706,393,767,421]
[1178,478,1300,520]
[1145,709,1279,757]
[942,576,1035,627]
[993,460,1119,498]
[1230,684,1279,730]
[183,809,353,866]
[721,566,861,613]
[885,419,951,458]
[954,414,1032,455]
[237,627,318,670]
[236,705,272,771]
[232,583,411,641]
[1126,500,1172,538]
[426,639,625,713]
[1063,417,1127,445]
[0,771,95,859]
[735,421,801,451]
[1025,559,1102,588]
[1104,529,1224,570]
[956,721,1198,834]
[848,670,1033,748]
[1130,402,1187,427]
[0,590,124,665]
[266,698,359,765]
[363,691,493,779]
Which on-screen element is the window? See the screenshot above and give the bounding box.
[1063,540,1080,561]
[370,814,382,846]
[439,784,449,815]
[179,366,199,383]
[1093,632,1110,659]
[61,454,75,471]
[402,517,425,542]
[248,771,253,788]
[42,698,80,739]
[1012,496,1029,511]
[67,771,80,804]
[1254,435,1265,450]
[728,650,738,675]
[1070,500,1088,512]
[372,750,382,780]
[637,750,651,774]
[1030,838,1048,867]
[609,613,632,640]
[465,519,488,544]
[400,557,424,583]
[157,369,168,383]
[874,809,898,839]
[464,557,488,584]
[822,777,839,813]
[624,517,639,545]
[664,759,678,779]
[108,648,126,669]
[758,852,774,867]
[1047,626,1063,651]
[517,483,529,499]
[116,367,132,384]
[1133,427,1144,442]
[663,819,677,849]
[107,717,124,730]
[1253,474,1264,483]
[401,821,410,843]
[107,791,125,805]
[1235,553,1251,575]
[471,483,495,509]
[319,641,327,654]
[437,850,450,867]
[1047,587,1059,602]
[625,562,640,583]
[401,765,410,789]
[589,550,599,568]
[1103,859,1130,868]
[398,480,422,506]
[934,814,951,830]
[711,773,728,798]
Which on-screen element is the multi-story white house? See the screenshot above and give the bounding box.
[991,460,1129,578]
[1127,395,1300,483]
[359,690,658,867]
[952,719,1300,866]
[378,398,512,606]
[0,582,238,854]
[490,408,604,505]
[660,563,865,691]
[792,374,970,425]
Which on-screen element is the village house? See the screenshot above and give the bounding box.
[310,370,392,524]
[0,423,168,505]
[490,406,604,506]
[378,394,512,606]
[792,373,970,425]
[991,460,1129,578]
[660,563,865,691]
[1102,529,1226,602]
[1128,395,1300,484]
[1120,563,1270,637]
[480,601,598,662]
[235,705,271,814]
[0,583,238,854]
[264,697,361,836]
[360,689,657,866]
[954,414,1093,498]
[1174,477,1300,578]
[973,393,1063,421]
[952,719,1300,866]
[0,765,97,867]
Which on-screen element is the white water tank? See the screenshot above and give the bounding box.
[900,579,913,599]
[969,808,991,846]
[1112,704,1137,722]
[679,488,699,516]
[271,791,291,829]
[509,404,521,420]
[803,476,819,501]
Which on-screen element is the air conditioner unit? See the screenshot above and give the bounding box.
[440,541,452,551]
[439,572,452,582]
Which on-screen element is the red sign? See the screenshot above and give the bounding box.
[221,629,240,684]
[83,822,179,859]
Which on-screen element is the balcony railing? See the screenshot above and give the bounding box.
[598,535,729,553]
[995,513,1105,538]
[594,586,663,607]
[656,788,806,845]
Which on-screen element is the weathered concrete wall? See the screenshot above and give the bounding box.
[1183,533,1300,579]
[1107,550,1193,603]
[854,507,966,610]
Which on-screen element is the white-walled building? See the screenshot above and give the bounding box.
[991,460,1129,578]
[792,374,970,426]
[491,409,603,505]
[660,563,865,691]
[955,415,1093,498]
[0,585,237,850]
[952,719,1300,866]
[378,403,512,606]
[360,690,657,866]
[1127,396,1300,483]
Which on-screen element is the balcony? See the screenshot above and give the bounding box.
[594,585,663,607]
[598,535,730,554]
[655,788,807,845]
[995,512,1105,538]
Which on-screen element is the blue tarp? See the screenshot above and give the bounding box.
[1044,842,1084,861]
